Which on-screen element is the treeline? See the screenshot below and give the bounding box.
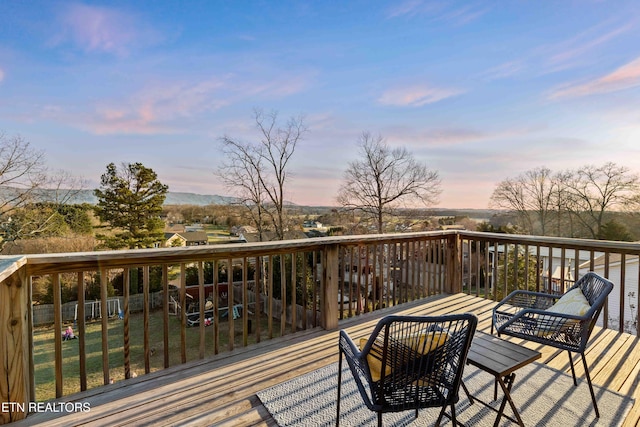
[489,163,640,241]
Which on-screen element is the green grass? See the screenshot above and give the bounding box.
[203,224,232,243]
[33,309,281,401]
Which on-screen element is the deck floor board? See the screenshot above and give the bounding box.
[12,293,640,427]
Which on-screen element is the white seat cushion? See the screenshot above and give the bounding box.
[547,287,591,316]
[535,287,591,336]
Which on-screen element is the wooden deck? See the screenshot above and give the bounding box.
[12,293,640,426]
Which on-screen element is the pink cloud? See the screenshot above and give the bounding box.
[546,21,632,70]
[84,72,310,135]
[52,3,158,56]
[550,56,640,99]
[378,84,464,107]
[0,67,4,83]
[383,124,544,148]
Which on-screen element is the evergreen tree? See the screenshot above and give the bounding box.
[94,162,168,249]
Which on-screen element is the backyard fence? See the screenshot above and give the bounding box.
[32,291,166,326]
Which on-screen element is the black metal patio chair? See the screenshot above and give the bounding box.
[337,313,477,426]
[492,271,614,417]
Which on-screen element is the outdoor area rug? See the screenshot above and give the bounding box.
[257,361,634,426]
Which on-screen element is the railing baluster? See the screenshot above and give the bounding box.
[228,257,235,351]
[198,261,204,359]
[241,257,249,347]
[560,247,566,292]
[292,252,298,333]
[535,245,541,292]
[143,266,151,373]
[52,274,63,398]
[280,255,286,337]
[302,252,309,330]
[604,252,610,329]
[213,259,220,354]
[123,268,131,379]
[267,255,273,339]
[180,263,187,364]
[76,272,87,391]
[100,268,110,385]
[620,254,626,333]
[255,255,263,342]
[162,264,169,368]
[524,244,530,291]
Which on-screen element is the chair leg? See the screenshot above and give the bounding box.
[567,350,578,386]
[377,411,382,427]
[435,405,446,426]
[450,403,457,426]
[336,353,342,427]
[581,353,600,418]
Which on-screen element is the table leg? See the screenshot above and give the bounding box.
[494,373,524,427]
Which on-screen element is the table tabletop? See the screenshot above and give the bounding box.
[467,331,541,377]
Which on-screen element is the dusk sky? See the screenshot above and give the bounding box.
[2,1,640,209]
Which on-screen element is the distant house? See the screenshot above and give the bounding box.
[579,252,639,334]
[303,220,323,229]
[164,231,209,247]
[231,225,258,236]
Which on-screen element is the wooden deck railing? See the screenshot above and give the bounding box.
[1,230,639,423]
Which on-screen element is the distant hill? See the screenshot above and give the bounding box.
[0,187,497,216]
[0,187,237,206]
[79,189,236,205]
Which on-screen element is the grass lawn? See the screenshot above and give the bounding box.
[33,309,282,401]
[203,224,233,243]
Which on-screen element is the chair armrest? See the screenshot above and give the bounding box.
[338,329,362,357]
[338,329,373,384]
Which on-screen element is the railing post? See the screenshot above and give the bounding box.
[321,243,339,330]
[446,233,463,294]
[0,265,31,423]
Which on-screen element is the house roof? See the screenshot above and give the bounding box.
[179,231,209,242]
[164,232,185,240]
[165,231,209,242]
[579,252,639,269]
[165,224,186,233]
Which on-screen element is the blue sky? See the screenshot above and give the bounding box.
[1,1,640,209]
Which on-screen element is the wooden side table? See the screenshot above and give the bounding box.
[464,332,541,426]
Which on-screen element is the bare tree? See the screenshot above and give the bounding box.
[490,162,640,239]
[563,162,640,239]
[0,133,47,212]
[490,167,559,235]
[0,133,47,246]
[218,138,268,240]
[218,109,307,240]
[0,133,91,250]
[337,132,441,233]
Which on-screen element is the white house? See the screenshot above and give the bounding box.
[579,253,639,334]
